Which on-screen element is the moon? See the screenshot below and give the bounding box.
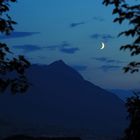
[100,42,105,50]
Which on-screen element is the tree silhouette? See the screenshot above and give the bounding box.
[102,0,140,73]
[0,0,30,94]
[122,92,140,140]
[102,0,140,139]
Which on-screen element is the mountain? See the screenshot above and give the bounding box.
[0,60,128,140]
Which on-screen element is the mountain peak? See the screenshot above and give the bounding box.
[47,60,84,81]
[49,60,66,67]
[1,60,127,139]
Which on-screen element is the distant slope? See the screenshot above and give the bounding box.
[0,60,128,140]
[108,89,134,101]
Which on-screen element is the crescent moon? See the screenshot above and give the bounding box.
[100,42,105,50]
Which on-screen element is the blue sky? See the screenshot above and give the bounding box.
[1,0,140,89]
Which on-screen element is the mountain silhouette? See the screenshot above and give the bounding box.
[0,60,128,140]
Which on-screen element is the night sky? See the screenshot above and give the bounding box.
[1,0,139,89]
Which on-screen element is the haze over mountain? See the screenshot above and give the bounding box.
[109,89,134,101]
[0,60,128,140]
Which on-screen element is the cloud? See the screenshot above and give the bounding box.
[102,34,114,40]
[46,42,70,51]
[92,57,124,64]
[92,57,107,62]
[13,44,42,53]
[61,41,70,47]
[92,16,104,22]
[70,22,85,28]
[60,47,79,54]
[46,45,60,50]
[99,65,121,72]
[90,33,100,39]
[46,41,79,54]
[90,33,115,42]
[59,41,79,54]
[70,16,104,28]
[0,31,39,39]
[72,65,87,71]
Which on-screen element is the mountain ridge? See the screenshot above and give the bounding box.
[0,60,128,140]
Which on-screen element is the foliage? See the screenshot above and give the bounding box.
[102,1,140,139]
[0,0,30,94]
[122,92,140,140]
[102,0,140,73]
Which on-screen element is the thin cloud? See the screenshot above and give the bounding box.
[0,31,39,39]
[90,33,115,42]
[13,44,42,53]
[92,57,107,62]
[70,22,85,28]
[46,42,70,51]
[92,57,124,64]
[46,41,79,54]
[60,47,79,54]
[90,33,100,39]
[102,34,114,40]
[70,16,104,28]
[92,16,105,22]
[61,41,70,47]
[99,65,121,72]
[46,45,60,50]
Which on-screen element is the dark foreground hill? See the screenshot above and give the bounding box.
[2,135,81,140]
[0,60,128,140]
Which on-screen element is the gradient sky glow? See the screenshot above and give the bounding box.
[1,0,140,89]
